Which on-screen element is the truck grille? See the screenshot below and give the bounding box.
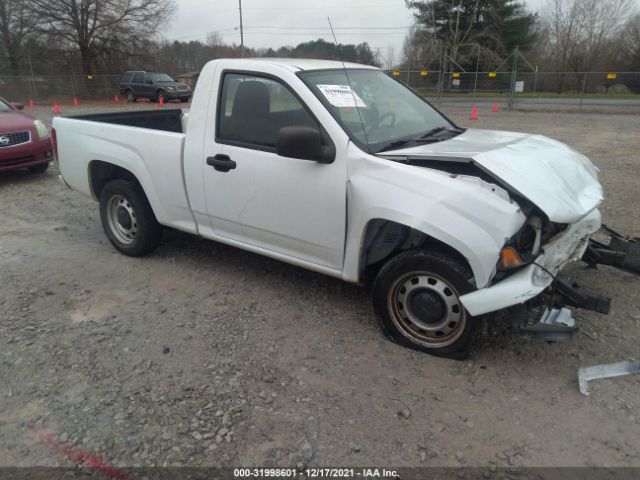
[176,85,189,91]
[0,131,31,148]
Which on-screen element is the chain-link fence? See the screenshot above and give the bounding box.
[0,75,124,103]
[1,71,639,109]
[386,70,640,109]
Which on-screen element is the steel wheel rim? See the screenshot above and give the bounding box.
[107,194,137,245]
[388,271,466,348]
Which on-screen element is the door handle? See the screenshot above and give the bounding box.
[207,154,237,172]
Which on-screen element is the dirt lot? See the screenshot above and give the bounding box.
[1,103,639,470]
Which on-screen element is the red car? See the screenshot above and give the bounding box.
[0,96,53,173]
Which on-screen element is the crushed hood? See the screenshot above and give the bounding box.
[383,129,603,223]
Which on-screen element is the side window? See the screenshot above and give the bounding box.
[217,73,320,149]
[121,73,132,83]
[132,72,143,84]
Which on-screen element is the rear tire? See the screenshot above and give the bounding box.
[28,162,49,173]
[372,249,482,359]
[99,179,162,257]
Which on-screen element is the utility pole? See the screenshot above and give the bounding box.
[239,0,244,58]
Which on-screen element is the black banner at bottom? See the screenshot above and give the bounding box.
[0,468,639,480]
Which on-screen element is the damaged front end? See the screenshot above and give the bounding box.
[378,129,640,342]
[380,154,612,341]
[507,224,640,342]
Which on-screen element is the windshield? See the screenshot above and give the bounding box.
[300,69,456,153]
[147,73,175,83]
[0,98,11,112]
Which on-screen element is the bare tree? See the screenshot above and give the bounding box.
[619,13,640,70]
[24,0,175,76]
[0,0,33,74]
[540,0,634,76]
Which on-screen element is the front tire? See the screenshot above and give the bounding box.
[99,179,162,257]
[372,249,481,359]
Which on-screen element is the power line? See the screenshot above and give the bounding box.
[169,27,239,41]
[244,25,416,30]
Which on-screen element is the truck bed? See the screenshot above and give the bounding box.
[71,109,184,133]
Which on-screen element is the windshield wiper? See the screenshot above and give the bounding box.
[377,137,439,153]
[377,127,464,153]
[419,126,448,138]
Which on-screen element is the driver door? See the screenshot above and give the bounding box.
[202,72,347,270]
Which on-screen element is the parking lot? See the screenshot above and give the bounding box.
[1,104,639,468]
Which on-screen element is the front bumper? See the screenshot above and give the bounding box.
[0,136,53,172]
[164,90,191,100]
[460,208,602,316]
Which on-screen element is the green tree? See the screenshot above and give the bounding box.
[497,0,536,53]
[404,0,535,70]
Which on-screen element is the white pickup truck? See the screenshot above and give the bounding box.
[53,58,606,358]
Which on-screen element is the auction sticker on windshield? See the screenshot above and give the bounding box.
[317,85,367,108]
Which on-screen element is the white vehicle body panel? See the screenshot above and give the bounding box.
[53,57,605,317]
[460,208,601,316]
[55,118,197,234]
[384,129,603,223]
[341,142,527,287]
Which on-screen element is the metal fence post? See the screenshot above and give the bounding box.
[27,56,37,102]
[70,75,77,99]
[508,47,519,110]
[579,73,587,111]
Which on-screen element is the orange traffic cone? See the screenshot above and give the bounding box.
[471,105,478,121]
[114,94,119,104]
[73,96,79,106]
[28,99,34,108]
[54,103,61,114]
[159,96,164,106]
[492,102,499,113]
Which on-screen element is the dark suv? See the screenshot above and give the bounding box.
[119,71,192,103]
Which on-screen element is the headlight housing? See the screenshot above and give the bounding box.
[34,120,49,138]
[166,86,175,91]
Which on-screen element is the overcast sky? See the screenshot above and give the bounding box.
[164,0,638,65]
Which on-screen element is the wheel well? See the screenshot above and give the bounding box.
[89,160,139,200]
[360,219,473,284]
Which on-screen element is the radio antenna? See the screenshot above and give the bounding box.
[327,17,371,154]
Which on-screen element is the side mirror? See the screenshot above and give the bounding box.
[146,79,153,85]
[11,102,24,110]
[276,126,334,163]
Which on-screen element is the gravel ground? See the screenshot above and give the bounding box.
[1,102,639,469]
